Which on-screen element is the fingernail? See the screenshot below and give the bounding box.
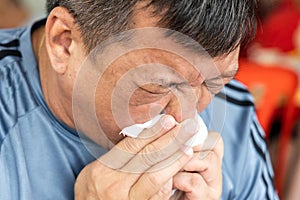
[182,118,199,135]
[161,115,176,129]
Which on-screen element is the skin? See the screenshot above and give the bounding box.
[31,2,239,199]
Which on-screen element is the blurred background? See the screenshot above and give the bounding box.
[237,0,300,199]
[1,0,300,199]
[0,0,45,28]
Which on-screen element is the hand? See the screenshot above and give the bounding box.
[171,132,224,200]
[74,115,199,200]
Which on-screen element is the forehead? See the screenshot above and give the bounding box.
[104,45,239,88]
[90,0,240,84]
[127,2,240,81]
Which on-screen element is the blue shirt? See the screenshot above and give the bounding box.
[0,20,278,199]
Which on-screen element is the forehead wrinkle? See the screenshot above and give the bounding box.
[128,49,199,83]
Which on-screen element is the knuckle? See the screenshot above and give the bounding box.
[141,144,163,167]
[145,123,163,137]
[118,139,142,153]
[143,142,161,154]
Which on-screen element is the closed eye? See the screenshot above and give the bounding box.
[129,86,171,106]
[138,84,171,94]
[203,69,238,94]
[203,79,224,95]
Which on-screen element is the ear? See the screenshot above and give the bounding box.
[45,7,77,74]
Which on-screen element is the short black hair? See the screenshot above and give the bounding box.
[46,0,258,57]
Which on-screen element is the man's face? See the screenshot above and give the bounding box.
[72,5,240,146]
[86,46,239,145]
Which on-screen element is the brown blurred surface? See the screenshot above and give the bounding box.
[0,0,29,28]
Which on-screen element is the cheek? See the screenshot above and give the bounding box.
[128,94,171,124]
[197,86,214,112]
[129,90,170,106]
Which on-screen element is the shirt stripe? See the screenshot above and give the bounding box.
[0,39,20,48]
[0,50,22,60]
[215,92,254,106]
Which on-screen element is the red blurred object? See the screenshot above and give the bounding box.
[255,0,300,52]
[235,59,298,198]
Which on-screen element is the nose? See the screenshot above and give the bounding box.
[163,86,200,122]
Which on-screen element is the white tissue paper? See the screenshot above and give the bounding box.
[120,112,208,146]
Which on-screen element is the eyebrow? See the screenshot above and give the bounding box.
[155,79,185,88]
[149,69,239,88]
[134,78,178,89]
[135,67,239,90]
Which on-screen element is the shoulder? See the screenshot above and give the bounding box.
[0,28,24,41]
[202,79,278,199]
[0,26,38,144]
[215,79,266,151]
[0,28,25,66]
[202,79,256,137]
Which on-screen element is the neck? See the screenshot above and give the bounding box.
[32,26,76,129]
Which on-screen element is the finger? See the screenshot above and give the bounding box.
[121,118,199,173]
[197,132,224,162]
[150,179,173,200]
[183,151,221,172]
[173,172,208,199]
[174,171,222,199]
[99,115,176,169]
[119,115,177,152]
[130,149,193,199]
[182,151,222,195]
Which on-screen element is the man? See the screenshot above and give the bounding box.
[0,0,278,199]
